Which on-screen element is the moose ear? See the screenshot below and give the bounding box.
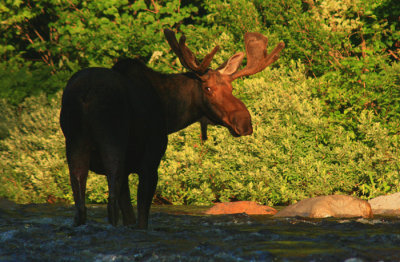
[217,52,245,76]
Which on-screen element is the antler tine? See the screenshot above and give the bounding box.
[198,45,220,73]
[178,34,200,71]
[164,29,192,70]
[231,32,285,80]
[164,29,219,74]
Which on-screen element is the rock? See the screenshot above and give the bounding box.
[204,201,277,215]
[274,195,373,218]
[368,192,400,215]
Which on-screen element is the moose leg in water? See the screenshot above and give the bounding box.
[137,137,167,229]
[118,175,136,225]
[60,100,91,226]
[90,102,130,226]
[65,137,90,226]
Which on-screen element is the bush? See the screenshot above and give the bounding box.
[0,60,70,105]
[157,63,400,205]
[0,99,15,140]
[1,63,398,205]
[0,93,70,203]
[0,92,133,204]
[253,0,400,136]
[1,0,199,71]
[1,0,399,206]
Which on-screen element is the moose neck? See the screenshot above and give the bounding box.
[146,70,205,134]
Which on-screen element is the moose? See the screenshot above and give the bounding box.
[60,29,284,229]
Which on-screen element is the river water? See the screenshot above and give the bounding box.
[1,199,400,261]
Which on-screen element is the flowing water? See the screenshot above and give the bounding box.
[1,199,400,262]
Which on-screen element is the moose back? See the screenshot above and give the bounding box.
[60,29,284,229]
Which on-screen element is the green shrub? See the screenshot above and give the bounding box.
[0,93,70,203]
[1,0,199,71]
[158,63,400,205]
[0,92,124,204]
[1,64,398,205]
[1,0,399,205]
[0,99,15,140]
[0,60,70,105]
[253,0,400,136]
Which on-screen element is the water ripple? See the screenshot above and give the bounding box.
[1,202,400,261]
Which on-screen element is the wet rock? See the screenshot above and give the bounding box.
[204,201,277,215]
[274,195,373,218]
[369,192,400,215]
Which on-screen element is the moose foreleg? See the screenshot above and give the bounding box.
[137,170,158,229]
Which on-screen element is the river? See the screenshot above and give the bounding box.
[1,199,400,261]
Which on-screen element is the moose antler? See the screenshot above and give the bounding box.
[164,29,219,75]
[230,32,285,80]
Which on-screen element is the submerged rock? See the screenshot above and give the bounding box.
[204,201,277,215]
[274,195,373,218]
[369,192,400,215]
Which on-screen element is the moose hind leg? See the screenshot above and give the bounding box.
[119,175,136,226]
[99,145,126,226]
[101,154,126,226]
[66,139,90,226]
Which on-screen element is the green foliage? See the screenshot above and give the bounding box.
[0,59,70,105]
[0,93,70,203]
[1,0,198,71]
[253,0,400,134]
[202,0,262,39]
[254,0,400,74]
[157,64,400,205]
[0,92,131,204]
[2,65,398,205]
[320,59,400,133]
[0,98,15,140]
[1,0,399,206]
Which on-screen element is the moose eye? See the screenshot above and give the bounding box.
[204,87,212,94]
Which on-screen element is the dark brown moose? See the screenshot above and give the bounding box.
[60,29,284,229]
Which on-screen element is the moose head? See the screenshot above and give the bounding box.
[164,29,285,139]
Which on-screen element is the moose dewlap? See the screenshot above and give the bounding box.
[60,29,284,229]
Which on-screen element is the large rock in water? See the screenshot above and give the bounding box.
[368,192,400,215]
[274,195,373,218]
[205,201,277,215]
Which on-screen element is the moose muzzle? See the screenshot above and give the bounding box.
[228,109,253,137]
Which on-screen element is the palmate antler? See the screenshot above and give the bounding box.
[164,29,285,80]
[164,29,219,75]
[230,32,285,80]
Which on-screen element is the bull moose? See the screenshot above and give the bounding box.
[60,29,284,229]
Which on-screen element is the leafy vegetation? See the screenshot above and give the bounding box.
[0,0,399,205]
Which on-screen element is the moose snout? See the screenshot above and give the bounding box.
[229,110,253,136]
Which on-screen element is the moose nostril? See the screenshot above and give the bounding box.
[231,112,252,136]
[240,121,253,135]
[245,124,253,135]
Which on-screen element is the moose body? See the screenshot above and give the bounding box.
[60,29,284,229]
